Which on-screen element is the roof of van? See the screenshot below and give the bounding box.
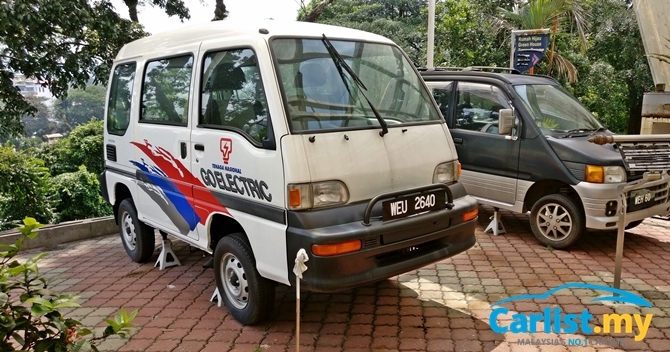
[116,20,395,60]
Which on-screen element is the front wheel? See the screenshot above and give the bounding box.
[529,194,585,249]
[214,233,274,325]
[118,199,155,262]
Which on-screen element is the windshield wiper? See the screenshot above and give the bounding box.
[321,34,388,136]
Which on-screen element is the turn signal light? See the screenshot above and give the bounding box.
[289,188,301,207]
[312,240,362,256]
[463,208,478,222]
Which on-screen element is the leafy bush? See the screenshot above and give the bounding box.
[51,166,112,223]
[0,145,56,230]
[0,218,136,351]
[35,119,105,177]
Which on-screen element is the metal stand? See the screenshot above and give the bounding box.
[210,287,222,307]
[484,208,506,236]
[155,231,181,270]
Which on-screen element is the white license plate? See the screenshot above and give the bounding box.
[382,191,446,221]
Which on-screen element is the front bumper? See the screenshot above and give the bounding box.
[575,171,670,229]
[286,182,478,292]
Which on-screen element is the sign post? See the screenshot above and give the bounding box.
[510,29,551,72]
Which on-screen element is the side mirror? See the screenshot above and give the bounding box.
[498,108,514,135]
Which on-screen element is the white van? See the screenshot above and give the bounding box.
[101,20,478,324]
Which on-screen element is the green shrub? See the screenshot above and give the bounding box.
[0,217,136,351]
[0,145,56,230]
[51,166,112,223]
[35,119,104,177]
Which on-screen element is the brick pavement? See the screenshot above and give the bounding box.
[20,205,670,351]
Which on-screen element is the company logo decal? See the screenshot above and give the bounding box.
[489,283,653,346]
[130,140,230,234]
[220,138,232,164]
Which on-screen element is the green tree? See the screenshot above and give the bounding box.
[0,0,150,139]
[305,0,428,65]
[0,146,56,230]
[56,84,106,129]
[121,0,190,23]
[20,95,57,138]
[433,0,508,68]
[578,0,653,133]
[35,119,106,177]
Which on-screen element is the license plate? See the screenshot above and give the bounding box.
[628,189,654,212]
[382,191,446,221]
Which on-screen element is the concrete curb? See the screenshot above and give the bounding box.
[0,216,118,250]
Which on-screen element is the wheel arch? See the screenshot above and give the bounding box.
[523,179,584,215]
[113,183,133,225]
[208,213,246,253]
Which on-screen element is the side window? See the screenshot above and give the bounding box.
[430,82,453,118]
[455,82,512,134]
[106,63,136,135]
[141,55,193,125]
[200,48,270,145]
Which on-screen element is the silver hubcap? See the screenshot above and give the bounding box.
[220,253,249,309]
[536,202,572,241]
[121,212,137,250]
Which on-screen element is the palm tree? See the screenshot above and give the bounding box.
[496,0,589,83]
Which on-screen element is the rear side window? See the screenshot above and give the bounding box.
[430,82,453,119]
[106,63,136,135]
[141,55,194,125]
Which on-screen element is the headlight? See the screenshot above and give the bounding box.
[288,180,349,210]
[433,161,460,184]
[585,165,626,183]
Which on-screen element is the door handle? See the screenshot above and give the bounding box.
[180,142,187,159]
[194,144,205,151]
[453,137,463,145]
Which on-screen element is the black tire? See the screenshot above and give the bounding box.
[529,194,585,249]
[625,220,644,230]
[214,233,274,325]
[118,199,155,263]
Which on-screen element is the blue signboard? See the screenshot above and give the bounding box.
[513,34,550,72]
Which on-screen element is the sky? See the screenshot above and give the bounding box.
[111,0,302,35]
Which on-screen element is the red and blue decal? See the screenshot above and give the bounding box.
[131,140,230,233]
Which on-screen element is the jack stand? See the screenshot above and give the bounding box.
[155,231,181,270]
[484,208,506,236]
[210,287,222,307]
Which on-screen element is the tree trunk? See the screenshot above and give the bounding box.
[124,0,139,22]
[213,0,228,21]
[627,91,643,134]
[302,0,336,23]
[547,19,559,76]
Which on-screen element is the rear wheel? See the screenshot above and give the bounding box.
[118,199,155,263]
[214,233,274,325]
[530,194,584,249]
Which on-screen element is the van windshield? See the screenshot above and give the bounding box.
[271,38,441,132]
[514,84,604,136]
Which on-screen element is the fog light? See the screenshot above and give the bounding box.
[605,200,617,216]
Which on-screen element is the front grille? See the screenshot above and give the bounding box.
[362,237,379,249]
[619,143,670,172]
